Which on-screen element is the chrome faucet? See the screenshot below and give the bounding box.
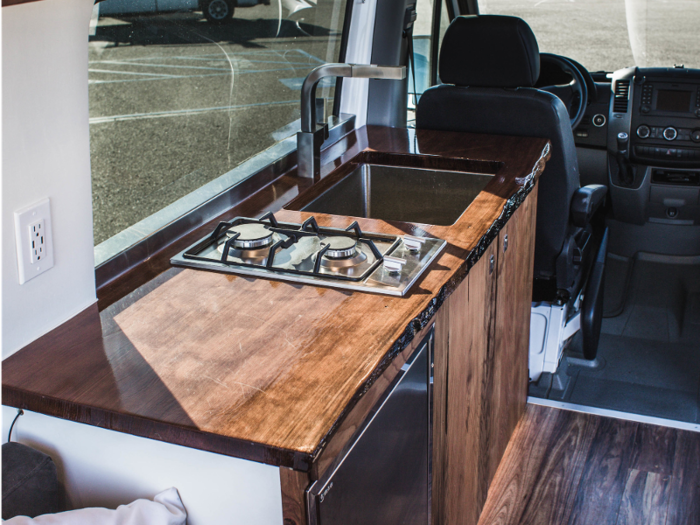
[297,63,406,179]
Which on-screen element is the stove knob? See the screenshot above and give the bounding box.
[692,129,700,143]
[636,125,651,139]
[403,235,426,252]
[663,127,678,141]
[383,256,406,274]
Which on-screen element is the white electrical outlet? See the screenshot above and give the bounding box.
[14,198,55,284]
[29,219,46,263]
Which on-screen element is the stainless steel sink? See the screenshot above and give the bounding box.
[301,164,495,226]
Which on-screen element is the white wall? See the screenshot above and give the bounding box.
[2,0,97,357]
[2,407,284,524]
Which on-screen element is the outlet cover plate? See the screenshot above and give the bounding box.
[14,198,54,284]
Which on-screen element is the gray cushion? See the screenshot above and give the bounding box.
[2,442,65,519]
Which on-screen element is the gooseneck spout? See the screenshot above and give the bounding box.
[297,63,406,179]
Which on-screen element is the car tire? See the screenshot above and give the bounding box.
[203,0,234,23]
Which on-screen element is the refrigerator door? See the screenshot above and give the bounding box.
[307,331,431,525]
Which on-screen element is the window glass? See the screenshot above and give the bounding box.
[478,0,700,73]
[89,0,348,247]
[407,0,449,125]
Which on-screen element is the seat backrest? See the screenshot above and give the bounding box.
[416,15,581,279]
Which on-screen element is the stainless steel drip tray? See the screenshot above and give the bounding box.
[299,164,495,226]
[170,216,446,297]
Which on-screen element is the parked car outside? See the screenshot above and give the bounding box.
[95,0,291,24]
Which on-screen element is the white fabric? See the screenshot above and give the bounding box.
[4,488,187,525]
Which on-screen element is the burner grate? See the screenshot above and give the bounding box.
[183,213,400,283]
[172,211,447,296]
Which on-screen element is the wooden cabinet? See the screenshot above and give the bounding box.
[279,187,539,525]
[432,186,538,525]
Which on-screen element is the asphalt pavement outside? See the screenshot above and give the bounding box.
[480,0,700,74]
[89,2,344,244]
[89,0,700,246]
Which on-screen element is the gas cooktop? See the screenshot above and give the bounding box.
[170,212,446,296]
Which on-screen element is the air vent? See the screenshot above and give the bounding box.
[613,80,630,113]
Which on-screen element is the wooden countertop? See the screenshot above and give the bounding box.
[2,126,549,472]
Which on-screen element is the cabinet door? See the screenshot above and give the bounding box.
[489,186,538,484]
[433,239,499,525]
[432,186,538,525]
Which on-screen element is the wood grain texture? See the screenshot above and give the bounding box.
[2,0,42,7]
[476,404,557,525]
[630,424,677,475]
[280,467,310,525]
[478,405,700,525]
[432,186,538,525]
[470,240,500,520]
[479,406,601,525]
[665,429,700,525]
[616,469,671,525]
[3,126,549,471]
[568,417,638,525]
[436,241,498,525]
[489,184,538,485]
[309,320,435,480]
[444,252,493,525]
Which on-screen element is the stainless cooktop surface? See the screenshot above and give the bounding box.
[170,212,446,296]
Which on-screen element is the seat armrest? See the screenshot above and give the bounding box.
[571,184,607,227]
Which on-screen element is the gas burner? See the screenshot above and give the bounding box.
[323,236,358,259]
[320,251,368,270]
[172,213,447,297]
[228,223,273,249]
[319,236,367,271]
[217,243,270,262]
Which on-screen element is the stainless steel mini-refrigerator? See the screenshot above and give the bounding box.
[306,328,432,525]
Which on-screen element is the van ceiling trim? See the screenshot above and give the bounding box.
[528,397,700,433]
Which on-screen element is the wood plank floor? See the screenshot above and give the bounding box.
[478,405,700,525]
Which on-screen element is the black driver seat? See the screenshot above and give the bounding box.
[417,14,608,360]
[417,14,580,285]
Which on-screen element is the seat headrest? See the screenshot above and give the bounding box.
[439,15,540,88]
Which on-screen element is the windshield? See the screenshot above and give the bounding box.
[478,0,700,73]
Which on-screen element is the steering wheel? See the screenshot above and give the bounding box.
[538,53,589,130]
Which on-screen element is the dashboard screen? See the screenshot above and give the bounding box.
[656,89,692,112]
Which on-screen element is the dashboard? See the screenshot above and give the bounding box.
[567,66,700,226]
[604,67,700,225]
[627,68,700,167]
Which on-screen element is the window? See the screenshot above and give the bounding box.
[479,0,700,73]
[407,0,450,124]
[89,0,348,260]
